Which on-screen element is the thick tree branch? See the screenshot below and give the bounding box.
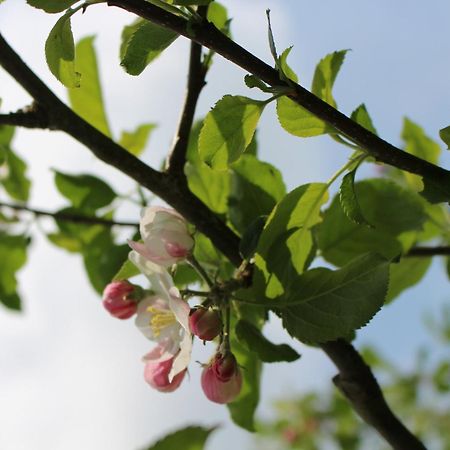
[321,339,427,450]
[107,0,450,189]
[0,201,138,227]
[166,6,208,175]
[0,32,241,266]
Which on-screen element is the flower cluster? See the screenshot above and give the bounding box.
[101,206,242,403]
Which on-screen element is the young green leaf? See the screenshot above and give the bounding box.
[236,319,300,362]
[1,147,31,202]
[279,253,390,344]
[252,183,328,301]
[113,259,141,281]
[143,426,216,450]
[229,154,286,233]
[339,168,371,226]
[244,75,272,93]
[439,125,450,149]
[54,171,116,211]
[350,104,378,135]
[311,50,348,107]
[119,123,156,156]
[120,19,179,75]
[68,36,111,136]
[277,96,332,137]
[0,233,29,311]
[45,11,80,87]
[278,46,298,83]
[420,175,450,204]
[402,118,441,191]
[26,0,78,13]
[207,2,229,32]
[198,96,266,170]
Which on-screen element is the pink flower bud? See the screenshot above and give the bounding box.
[102,280,137,319]
[129,206,194,267]
[201,352,242,404]
[144,355,186,393]
[189,308,222,341]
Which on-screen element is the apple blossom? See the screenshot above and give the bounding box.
[130,250,192,381]
[189,307,222,341]
[102,280,138,319]
[128,206,194,267]
[143,344,187,392]
[201,351,242,404]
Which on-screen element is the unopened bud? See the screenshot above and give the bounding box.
[102,280,138,319]
[189,307,222,341]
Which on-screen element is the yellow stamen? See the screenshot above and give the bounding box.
[147,306,177,337]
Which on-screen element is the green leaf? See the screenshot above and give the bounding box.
[420,176,450,204]
[54,170,116,212]
[311,50,348,107]
[236,319,300,362]
[68,36,111,136]
[143,426,216,450]
[228,332,261,432]
[229,154,286,233]
[26,0,78,13]
[278,253,390,344]
[278,47,298,83]
[1,147,31,202]
[439,125,450,149]
[0,123,15,146]
[350,104,377,135]
[113,258,140,281]
[432,361,450,392]
[47,232,82,253]
[385,257,431,304]
[276,49,346,138]
[207,2,228,31]
[318,179,426,266]
[252,183,328,301]
[198,95,266,169]
[239,215,266,260]
[45,11,80,87]
[277,96,332,137]
[0,233,29,311]
[244,75,272,93]
[402,118,441,191]
[119,123,156,156]
[339,169,371,226]
[185,121,229,214]
[120,19,179,76]
[83,230,129,294]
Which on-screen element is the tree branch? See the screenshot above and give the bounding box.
[0,201,138,227]
[406,246,450,257]
[107,0,450,189]
[321,339,427,450]
[0,104,53,129]
[166,6,208,175]
[0,32,241,266]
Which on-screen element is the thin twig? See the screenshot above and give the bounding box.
[0,201,138,227]
[166,5,208,175]
[107,0,450,187]
[406,246,450,257]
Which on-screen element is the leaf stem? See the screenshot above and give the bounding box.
[188,254,214,288]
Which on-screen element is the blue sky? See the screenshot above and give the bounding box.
[0,1,449,449]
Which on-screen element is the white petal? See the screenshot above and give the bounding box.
[168,332,192,381]
[168,287,190,332]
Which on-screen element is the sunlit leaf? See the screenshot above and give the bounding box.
[1,147,31,202]
[143,426,216,450]
[198,96,266,169]
[119,123,156,156]
[26,0,77,13]
[68,36,111,136]
[120,19,179,76]
[45,11,80,87]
